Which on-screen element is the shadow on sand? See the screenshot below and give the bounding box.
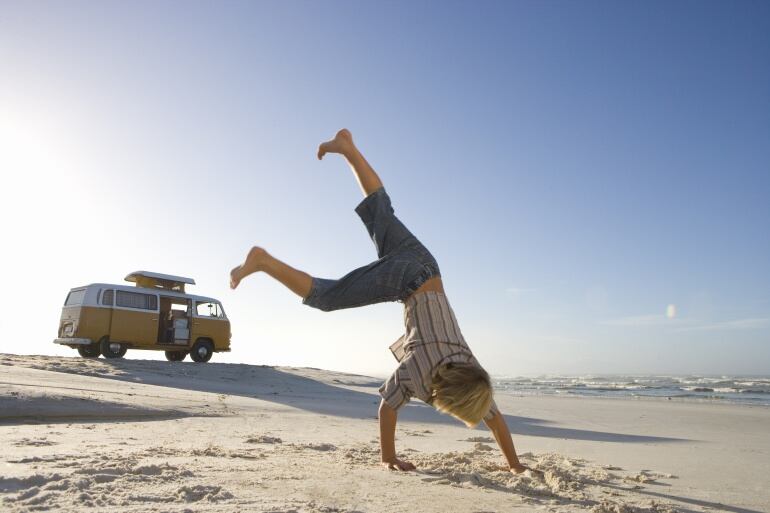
[72,359,689,444]
[602,482,765,513]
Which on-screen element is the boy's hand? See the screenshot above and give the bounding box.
[382,457,416,471]
[510,463,544,477]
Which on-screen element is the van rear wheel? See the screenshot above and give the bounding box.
[190,340,213,363]
[77,345,101,358]
[100,337,127,359]
[165,351,187,362]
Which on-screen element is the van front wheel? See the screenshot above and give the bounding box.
[77,345,101,358]
[190,340,213,363]
[100,337,127,359]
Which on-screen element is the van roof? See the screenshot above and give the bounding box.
[125,271,196,285]
[77,283,222,304]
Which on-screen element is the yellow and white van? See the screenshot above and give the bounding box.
[54,271,231,362]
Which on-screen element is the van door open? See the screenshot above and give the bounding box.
[158,296,192,345]
[110,290,159,346]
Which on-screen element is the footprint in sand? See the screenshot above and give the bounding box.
[12,438,58,447]
[459,436,495,443]
[300,443,337,452]
[245,435,283,444]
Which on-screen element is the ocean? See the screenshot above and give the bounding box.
[492,375,770,406]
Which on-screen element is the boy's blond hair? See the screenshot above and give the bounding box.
[430,362,493,428]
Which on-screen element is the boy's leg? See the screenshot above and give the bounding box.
[319,129,423,258]
[230,245,412,312]
[317,129,441,302]
[230,247,312,298]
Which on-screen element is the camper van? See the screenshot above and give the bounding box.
[54,271,231,362]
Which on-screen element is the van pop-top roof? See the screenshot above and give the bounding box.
[125,271,196,292]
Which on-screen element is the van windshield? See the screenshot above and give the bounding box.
[65,289,86,306]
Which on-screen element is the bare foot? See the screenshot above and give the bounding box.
[317,128,354,160]
[230,246,269,289]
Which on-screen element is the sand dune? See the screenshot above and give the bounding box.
[1,354,768,512]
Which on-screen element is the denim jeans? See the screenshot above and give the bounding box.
[302,187,441,311]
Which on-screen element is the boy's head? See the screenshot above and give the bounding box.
[430,362,493,428]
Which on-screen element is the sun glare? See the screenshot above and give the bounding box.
[0,107,91,222]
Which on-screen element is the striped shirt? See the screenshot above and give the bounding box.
[379,291,500,421]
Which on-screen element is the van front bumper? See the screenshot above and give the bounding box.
[53,338,93,346]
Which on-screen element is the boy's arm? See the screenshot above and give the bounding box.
[484,410,539,475]
[378,399,415,471]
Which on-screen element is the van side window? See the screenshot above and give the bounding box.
[116,291,158,311]
[102,290,114,306]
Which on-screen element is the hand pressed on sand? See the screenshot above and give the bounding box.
[382,457,416,471]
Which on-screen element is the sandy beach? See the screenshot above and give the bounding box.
[1,353,768,513]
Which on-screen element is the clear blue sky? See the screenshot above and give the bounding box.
[1,1,768,376]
